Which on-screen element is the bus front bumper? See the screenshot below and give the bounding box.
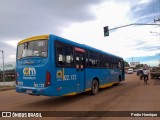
[15,85,53,96]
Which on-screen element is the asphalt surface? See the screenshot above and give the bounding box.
[0,73,160,120]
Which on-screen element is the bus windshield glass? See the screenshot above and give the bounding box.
[17,39,48,59]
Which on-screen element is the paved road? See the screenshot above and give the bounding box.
[0,73,160,120]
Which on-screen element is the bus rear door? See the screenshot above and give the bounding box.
[75,49,85,93]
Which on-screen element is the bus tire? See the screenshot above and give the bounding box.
[91,79,99,95]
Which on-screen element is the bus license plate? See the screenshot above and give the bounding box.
[26,90,32,94]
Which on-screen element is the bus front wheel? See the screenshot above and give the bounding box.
[91,79,99,95]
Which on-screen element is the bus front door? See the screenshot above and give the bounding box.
[75,52,85,93]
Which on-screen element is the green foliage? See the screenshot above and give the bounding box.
[0,76,15,82]
[124,61,130,67]
[135,64,144,69]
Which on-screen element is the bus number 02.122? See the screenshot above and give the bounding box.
[64,75,77,80]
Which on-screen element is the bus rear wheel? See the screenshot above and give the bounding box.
[91,79,99,95]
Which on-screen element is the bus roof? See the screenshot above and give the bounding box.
[18,34,49,45]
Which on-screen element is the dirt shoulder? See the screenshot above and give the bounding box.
[0,86,15,91]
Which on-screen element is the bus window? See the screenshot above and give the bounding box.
[88,51,99,68]
[99,54,105,68]
[105,56,109,68]
[56,42,74,67]
[17,40,48,59]
[86,51,92,67]
[75,52,85,69]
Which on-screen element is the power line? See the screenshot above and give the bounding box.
[109,23,160,31]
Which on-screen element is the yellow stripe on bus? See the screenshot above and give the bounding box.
[63,82,118,96]
[85,88,91,92]
[99,82,118,88]
[63,92,77,96]
[18,34,49,45]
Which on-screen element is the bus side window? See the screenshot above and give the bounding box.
[76,57,79,64]
[76,57,79,68]
[118,59,121,68]
[56,42,74,67]
[87,60,93,67]
[88,51,98,68]
[86,52,93,67]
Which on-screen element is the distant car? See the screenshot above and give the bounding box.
[127,69,133,74]
[137,69,144,79]
[137,69,143,75]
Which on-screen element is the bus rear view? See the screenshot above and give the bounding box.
[16,35,52,96]
[16,34,125,97]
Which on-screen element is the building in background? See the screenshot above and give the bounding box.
[0,62,15,81]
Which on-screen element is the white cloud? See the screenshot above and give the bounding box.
[139,0,151,4]
[62,1,159,59]
[62,1,131,56]
[5,40,19,47]
[8,55,16,61]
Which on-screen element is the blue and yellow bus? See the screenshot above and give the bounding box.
[16,34,125,96]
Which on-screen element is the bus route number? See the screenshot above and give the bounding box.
[64,75,77,80]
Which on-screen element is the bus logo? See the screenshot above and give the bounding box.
[23,68,36,76]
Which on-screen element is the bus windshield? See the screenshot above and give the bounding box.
[17,39,48,59]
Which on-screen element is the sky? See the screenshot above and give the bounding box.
[0,0,160,66]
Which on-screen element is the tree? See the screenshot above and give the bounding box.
[124,61,130,67]
[135,64,144,69]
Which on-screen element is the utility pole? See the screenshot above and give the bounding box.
[0,50,5,87]
[130,57,133,67]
